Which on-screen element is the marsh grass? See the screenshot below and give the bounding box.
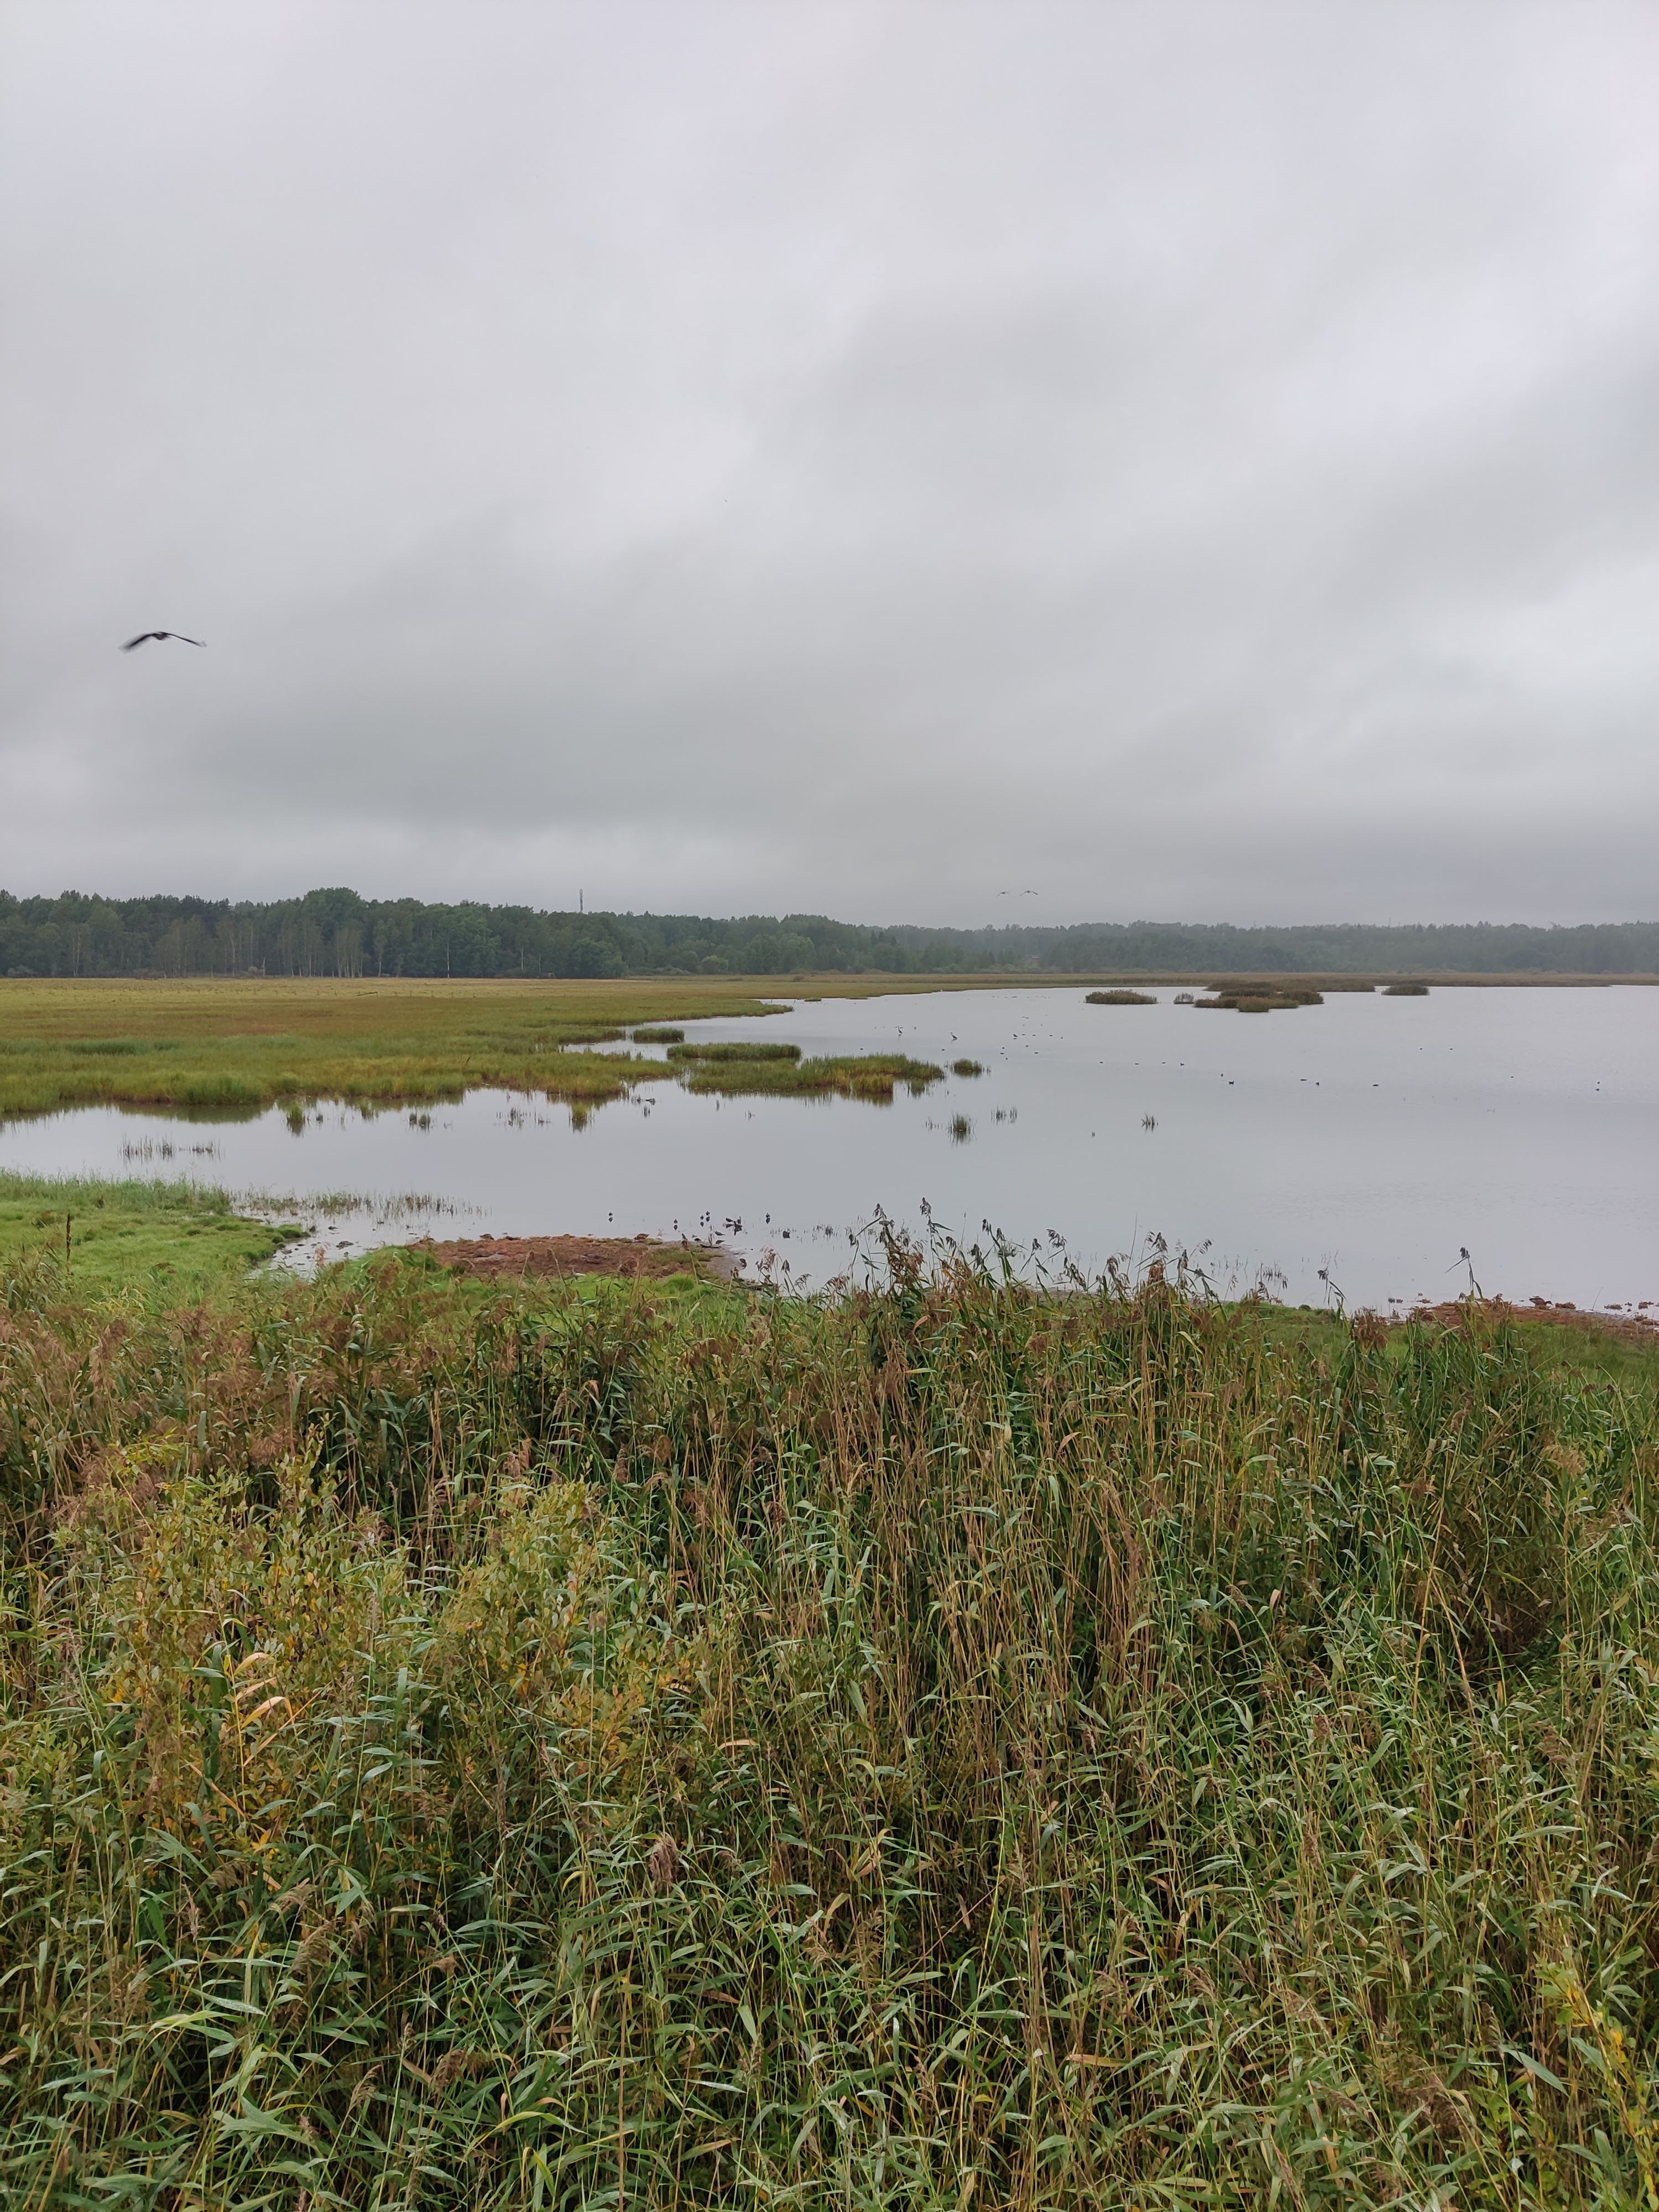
[676,1051,945,1100]
[3,1239,1659,2207]
[0,1169,300,1293]
[667,1041,804,1065]
[1385,982,1432,997]
[1084,989,1156,1006]
[0,979,791,1120]
[1194,987,1326,1013]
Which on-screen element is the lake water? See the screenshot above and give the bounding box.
[2,985,1655,1311]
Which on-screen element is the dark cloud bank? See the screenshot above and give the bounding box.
[3,3,1656,927]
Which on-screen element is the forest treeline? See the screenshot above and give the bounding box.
[2,886,1656,979]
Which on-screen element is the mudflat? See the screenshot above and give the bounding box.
[412,1229,739,1280]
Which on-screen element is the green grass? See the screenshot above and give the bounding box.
[664,1041,949,1101]
[3,1246,1659,2206]
[0,1170,301,1294]
[0,978,786,1119]
[0,983,957,1120]
[667,1040,804,1065]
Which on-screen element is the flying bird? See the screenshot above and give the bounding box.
[120,630,205,651]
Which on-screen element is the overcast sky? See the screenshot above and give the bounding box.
[3,2,1656,927]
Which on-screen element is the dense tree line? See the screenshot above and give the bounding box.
[1,886,1655,979]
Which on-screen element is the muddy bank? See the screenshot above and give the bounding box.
[1406,1296,1658,1348]
[413,1231,742,1282]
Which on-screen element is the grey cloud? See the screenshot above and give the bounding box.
[3,0,1657,924]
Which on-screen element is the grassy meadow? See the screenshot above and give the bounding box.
[0,1171,301,1296]
[4,1208,1659,2208]
[0,978,997,1121]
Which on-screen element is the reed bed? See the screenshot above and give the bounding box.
[3,1244,1658,2208]
[0,980,797,1120]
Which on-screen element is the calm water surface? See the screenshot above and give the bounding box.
[2,985,1655,1309]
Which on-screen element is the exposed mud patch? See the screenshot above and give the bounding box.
[1407,1297,1659,1348]
[413,1231,742,1282]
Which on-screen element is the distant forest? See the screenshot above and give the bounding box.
[2,888,1655,980]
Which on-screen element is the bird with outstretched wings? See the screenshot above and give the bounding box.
[120,630,205,651]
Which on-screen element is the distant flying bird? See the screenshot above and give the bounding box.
[119,630,204,651]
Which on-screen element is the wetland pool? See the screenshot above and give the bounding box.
[2,984,1655,1310]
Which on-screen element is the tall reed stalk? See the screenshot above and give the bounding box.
[3,1241,1657,2206]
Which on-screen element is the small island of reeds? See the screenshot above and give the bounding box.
[1086,987,1157,1005]
[1194,985,1326,1012]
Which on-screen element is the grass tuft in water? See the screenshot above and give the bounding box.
[667,1040,804,1064]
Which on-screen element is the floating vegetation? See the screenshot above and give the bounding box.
[631,1025,685,1043]
[1384,981,1431,996]
[948,1112,973,1143]
[951,1057,985,1076]
[1086,988,1157,1005]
